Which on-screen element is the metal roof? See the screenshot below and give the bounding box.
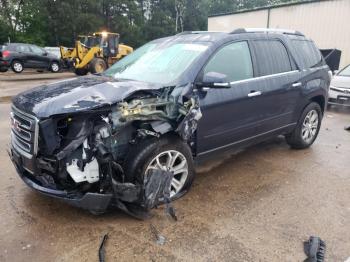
[208,0,329,18]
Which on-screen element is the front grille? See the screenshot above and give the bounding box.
[10,106,39,158]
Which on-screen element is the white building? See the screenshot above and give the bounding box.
[208,0,350,68]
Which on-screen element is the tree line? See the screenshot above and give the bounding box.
[0,0,298,48]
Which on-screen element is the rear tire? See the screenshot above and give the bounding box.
[50,61,60,73]
[74,68,88,76]
[11,60,23,73]
[123,135,195,200]
[90,58,107,74]
[285,102,322,149]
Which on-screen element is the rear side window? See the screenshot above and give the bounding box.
[251,40,292,76]
[292,40,322,68]
[204,41,253,82]
[7,45,17,51]
[16,45,30,52]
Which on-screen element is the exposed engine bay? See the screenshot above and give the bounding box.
[22,86,202,218]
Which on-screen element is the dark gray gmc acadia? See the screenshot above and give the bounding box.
[9,29,331,216]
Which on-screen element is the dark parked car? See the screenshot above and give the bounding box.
[9,29,330,216]
[0,43,61,73]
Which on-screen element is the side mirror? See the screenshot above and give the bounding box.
[196,72,230,89]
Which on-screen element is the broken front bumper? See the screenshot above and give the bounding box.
[9,148,113,214]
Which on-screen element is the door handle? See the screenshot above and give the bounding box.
[248,91,262,97]
[292,82,302,87]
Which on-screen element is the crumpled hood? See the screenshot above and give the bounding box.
[12,75,162,118]
[331,75,350,89]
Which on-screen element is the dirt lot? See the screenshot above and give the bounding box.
[0,72,350,262]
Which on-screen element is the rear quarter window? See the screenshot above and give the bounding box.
[7,45,17,51]
[292,40,322,68]
[251,40,292,76]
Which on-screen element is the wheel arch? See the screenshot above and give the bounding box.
[11,58,23,64]
[310,95,326,114]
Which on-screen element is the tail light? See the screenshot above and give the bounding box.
[2,50,10,58]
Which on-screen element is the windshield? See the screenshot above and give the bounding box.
[104,41,209,84]
[338,65,350,77]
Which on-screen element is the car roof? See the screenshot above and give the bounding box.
[152,29,307,45]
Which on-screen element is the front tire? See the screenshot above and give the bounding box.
[74,68,88,76]
[123,135,195,199]
[11,60,23,73]
[90,58,107,74]
[0,67,8,72]
[286,102,322,149]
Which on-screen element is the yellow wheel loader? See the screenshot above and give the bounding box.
[60,32,133,76]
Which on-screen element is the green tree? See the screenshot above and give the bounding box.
[0,0,303,47]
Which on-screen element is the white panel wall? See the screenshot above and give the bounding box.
[208,9,268,32]
[270,0,350,68]
[208,0,350,68]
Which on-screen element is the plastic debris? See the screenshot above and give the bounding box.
[99,233,109,262]
[150,224,166,245]
[303,236,326,262]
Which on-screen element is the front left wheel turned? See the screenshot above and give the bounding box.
[123,135,195,200]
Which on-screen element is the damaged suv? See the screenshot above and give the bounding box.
[9,29,330,216]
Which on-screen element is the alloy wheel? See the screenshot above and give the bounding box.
[51,63,59,72]
[301,109,319,143]
[13,62,23,72]
[146,150,189,197]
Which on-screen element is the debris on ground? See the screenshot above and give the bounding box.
[112,169,175,220]
[165,202,178,221]
[344,125,350,131]
[98,233,109,262]
[150,224,166,245]
[303,236,326,262]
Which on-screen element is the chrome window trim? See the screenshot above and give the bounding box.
[228,70,299,86]
[209,70,300,89]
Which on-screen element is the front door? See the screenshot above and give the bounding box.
[28,45,50,68]
[196,41,267,155]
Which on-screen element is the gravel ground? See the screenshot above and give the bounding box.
[0,72,349,261]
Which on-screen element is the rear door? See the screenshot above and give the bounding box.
[15,44,31,67]
[248,38,302,133]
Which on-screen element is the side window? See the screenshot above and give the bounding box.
[7,45,17,51]
[16,45,30,53]
[292,40,322,68]
[251,40,292,76]
[30,45,45,55]
[203,41,253,82]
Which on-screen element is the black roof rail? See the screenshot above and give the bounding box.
[230,28,305,36]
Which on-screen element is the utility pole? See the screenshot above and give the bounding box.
[175,0,185,33]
